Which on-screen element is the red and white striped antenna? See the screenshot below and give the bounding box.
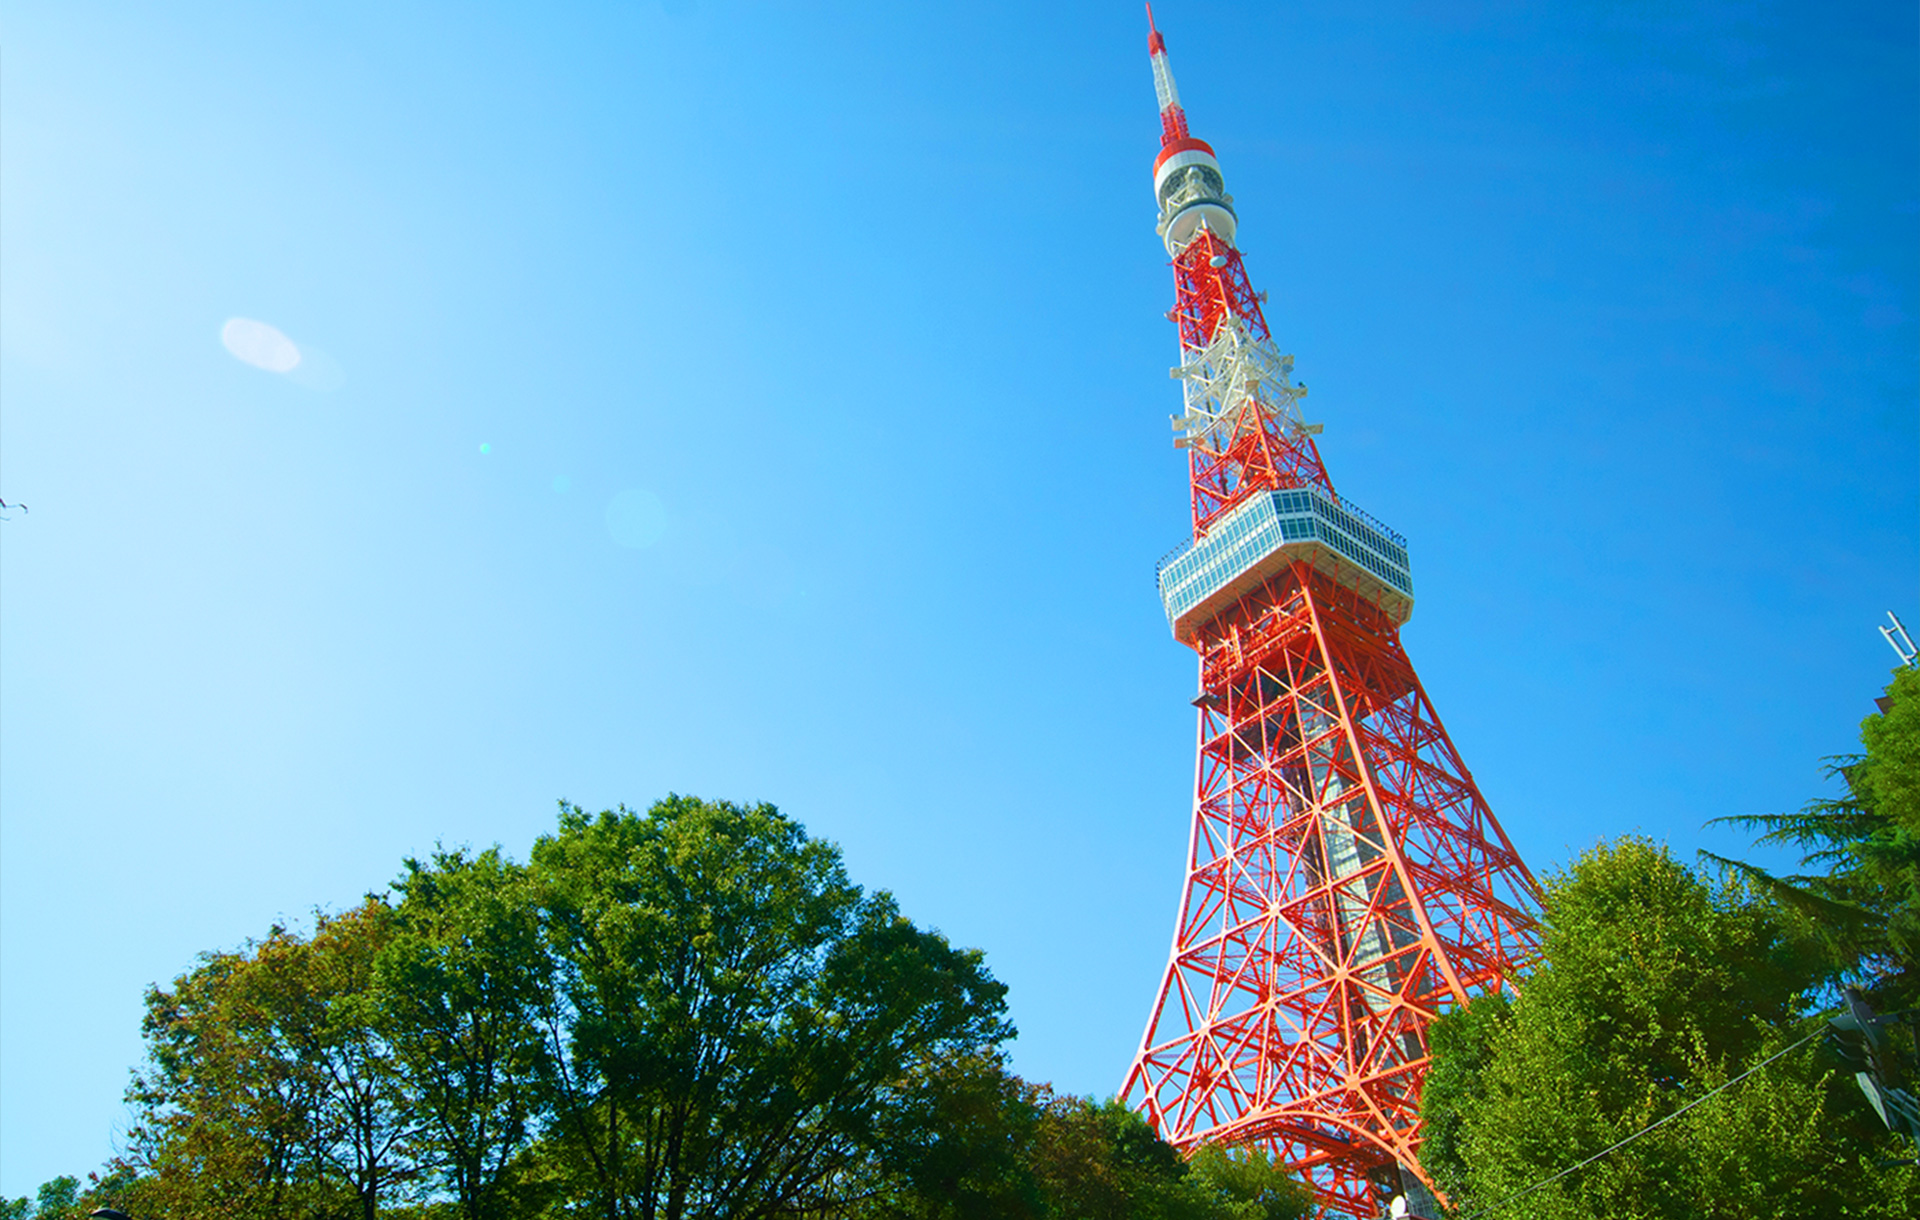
[1146,4,1191,146]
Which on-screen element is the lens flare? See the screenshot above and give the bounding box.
[221,318,302,373]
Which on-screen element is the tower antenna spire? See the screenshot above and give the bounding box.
[1145,3,1190,146]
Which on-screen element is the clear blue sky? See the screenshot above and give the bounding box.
[1,0,1913,1193]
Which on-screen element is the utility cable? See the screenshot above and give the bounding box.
[1460,1026,1825,1218]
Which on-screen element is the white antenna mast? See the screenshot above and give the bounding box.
[1880,610,1916,669]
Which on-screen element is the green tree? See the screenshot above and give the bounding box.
[305,901,417,1220]
[1015,1096,1310,1220]
[1710,665,1920,1006]
[1184,1144,1311,1220]
[107,792,1313,1218]
[847,1059,1310,1220]
[526,796,1013,1219]
[127,930,340,1217]
[1023,1096,1204,1219]
[3,1180,80,1220]
[125,899,416,1219]
[1416,988,1508,1194]
[1421,838,1917,1219]
[853,1052,1048,1220]
[378,847,555,1220]
[33,1181,77,1220]
[70,1167,144,1219]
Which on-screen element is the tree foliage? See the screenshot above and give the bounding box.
[1423,672,1920,1218]
[1709,664,1920,1005]
[0,1179,80,1220]
[1181,1142,1312,1220]
[861,1079,1308,1220]
[378,846,553,1218]
[1421,838,1918,1219]
[109,796,1100,1219]
[525,797,1012,1218]
[122,898,411,1219]
[99,794,1313,1219]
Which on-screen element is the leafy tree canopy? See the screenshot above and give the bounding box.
[90,793,1316,1219]
[1422,838,1918,1219]
[876,1080,1309,1220]
[107,795,1052,1220]
[378,846,551,1219]
[121,897,412,1220]
[0,1178,80,1220]
[524,796,1014,1219]
[1709,665,1920,1005]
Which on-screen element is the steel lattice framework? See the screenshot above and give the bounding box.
[1122,14,1542,1219]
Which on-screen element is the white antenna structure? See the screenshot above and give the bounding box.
[1881,611,1917,669]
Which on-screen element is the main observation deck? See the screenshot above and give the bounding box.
[1156,487,1414,644]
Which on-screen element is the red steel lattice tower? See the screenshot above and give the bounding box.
[1121,13,1542,1218]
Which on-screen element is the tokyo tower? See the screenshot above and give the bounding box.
[1120,13,1542,1218]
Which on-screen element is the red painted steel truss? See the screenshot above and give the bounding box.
[1125,562,1540,1216]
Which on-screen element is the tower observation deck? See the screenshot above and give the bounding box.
[1120,13,1542,1219]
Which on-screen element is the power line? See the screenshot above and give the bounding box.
[1461,1027,1825,1218]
